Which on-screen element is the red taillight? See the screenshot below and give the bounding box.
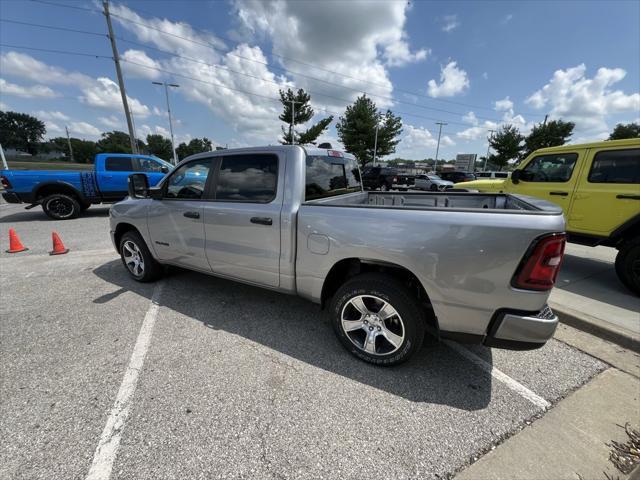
[512,233,566,291]
[0,175,11,189]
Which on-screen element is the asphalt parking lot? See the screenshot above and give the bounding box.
[0,201,609,479]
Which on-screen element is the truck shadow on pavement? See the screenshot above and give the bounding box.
[92,260,493,410]
[0,207,111,223]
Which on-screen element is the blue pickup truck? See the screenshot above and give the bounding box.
[1,153,172,219]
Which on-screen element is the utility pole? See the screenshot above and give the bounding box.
[65,126,74,162]
[543,114,548,127]
[103,0,137,154]
[373,123,380,166]
[483,129,495,171]
[434,122,447,171]
[152,81,180,164]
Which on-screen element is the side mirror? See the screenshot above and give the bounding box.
[161,165,170,173]
[128,173,150,199]
[511,169,521,184]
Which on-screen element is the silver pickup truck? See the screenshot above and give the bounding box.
[110,145,566,365]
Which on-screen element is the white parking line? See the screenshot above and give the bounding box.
[444,340,551,410]
[85,283,164,480]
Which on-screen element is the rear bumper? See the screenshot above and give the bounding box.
[2,192,21,203]
[485,305,558,350]
[441,305,558,351]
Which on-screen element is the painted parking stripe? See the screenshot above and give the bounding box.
[444,340,551,410]
[85,283,164,480]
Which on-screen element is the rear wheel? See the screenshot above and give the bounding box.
[41,194,80,220]
[119,230,163,282]
[330,273,426,366]
[615,238,640,296]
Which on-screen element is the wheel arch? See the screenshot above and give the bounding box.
[320,258,438,333]
[33,181,87,204]
[113,222,142,253]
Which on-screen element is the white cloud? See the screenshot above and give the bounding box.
[80,77,151,118]
[482,72,489,80]
[525,64,640,133]
[0,78,58,98]
[34,110,70,122]
[0,51,92,88]
[501,14,514,25]
[121,49,162,80]
[98,115,123,129]
[494,96,514,112]
[44,121,63,136]
[396,124,455,159]
[68,121,101,137]
[0,101,9,110]
[441,14,460,33]
[427,61,470,98]
[463,111,479,126]
[137,124,172,139]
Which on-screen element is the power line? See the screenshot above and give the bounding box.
[30,0,98,13]
[0,18,107,37]
[0,43,111,59]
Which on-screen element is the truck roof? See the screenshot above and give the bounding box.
[534,137,639,154]
[184,145,356,162]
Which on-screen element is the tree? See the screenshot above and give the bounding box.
[146,134,173,160]
[0,110,46,154]
[46,137,98,163]
[488,125,524,171]
[278,88,333,145]
[522,119,575,158]
[609,122,640,140]
[175,137,213,159]
[336,95,403,167]
[96,130,145,153]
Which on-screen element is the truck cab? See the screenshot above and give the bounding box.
[455,138,640,294]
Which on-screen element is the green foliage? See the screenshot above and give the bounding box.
[146,134,173,161]
[488,125,524,171]
[175,137,213,159]
[522,119,575,158]
[46,137,98,163]
[336,95,403,167]
[97,131,133,153]
[0,110,46,155]
[278,88,332,145]
[609,122,640,140]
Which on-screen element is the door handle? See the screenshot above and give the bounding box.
[183,211,200,219]
[250,216,273,226]
[549,191,568,196]
[616,194,640,200]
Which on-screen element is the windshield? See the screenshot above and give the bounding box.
[428,175,442,180]
[305,155,362,200]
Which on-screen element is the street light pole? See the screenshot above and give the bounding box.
[152,82,179,165]
[483,129,495,172]
[434,122,447,171]
[373,123,380,166]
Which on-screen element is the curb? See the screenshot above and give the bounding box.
[551,302,640,353]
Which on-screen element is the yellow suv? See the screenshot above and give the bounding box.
[455,138,640,295]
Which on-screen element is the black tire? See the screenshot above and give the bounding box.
[119,230,163,282]
[329,273,426,366]
[80,201,91,212]
[615,238,640,296]
[41,194,81,220]
[430,184,438,191]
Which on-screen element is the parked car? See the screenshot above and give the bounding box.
[362,166,415,191]
[111,145,566,366]
[414,174,454,191]
[439,171,477,183]
[475,171,511,179]
[454,138,640,295]
[1,154,171,219]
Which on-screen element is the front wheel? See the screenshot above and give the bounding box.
[330,273,426,366]
[119,230,163,282]
[41,194,81,220]
[430,184,438,191]
[615,239,640,296]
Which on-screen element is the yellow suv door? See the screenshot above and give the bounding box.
[568,146,640,236]
[509,150,583,215]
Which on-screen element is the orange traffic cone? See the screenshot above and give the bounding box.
[6,228,29,253]
[49,231,69,255]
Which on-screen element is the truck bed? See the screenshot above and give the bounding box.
[308,191,563,214]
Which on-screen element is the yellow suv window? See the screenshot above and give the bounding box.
[520,153,578,182]
[588,148,640,184]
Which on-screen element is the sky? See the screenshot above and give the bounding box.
[0,0,639,161]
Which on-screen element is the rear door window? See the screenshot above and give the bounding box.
[588,149,639,184]
[105,157,134,171]
[215,154,278,203]
[165,159,213,200]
